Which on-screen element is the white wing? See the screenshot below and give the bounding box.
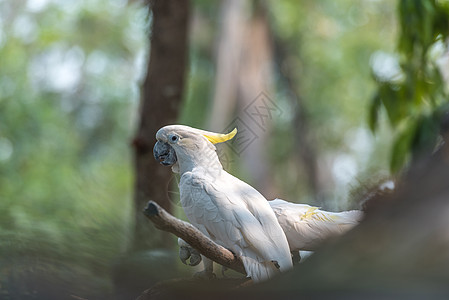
[180,171,292,282]
[270,199,363,251]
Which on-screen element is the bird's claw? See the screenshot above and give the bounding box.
[179,246,202,266]
[179,246,191,265]
[189,249,202,266]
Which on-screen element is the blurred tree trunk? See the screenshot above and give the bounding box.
[237,4,276,198]
[272,36,324,204]
[131,0,190,251]
[114,3,190,298]
[207,0,247,131]
[208,1,277,197]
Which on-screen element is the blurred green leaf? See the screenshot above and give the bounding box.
[372,0,449,172]
[390,120,416,172]
[368,92,382,132]
[412,113,440,156]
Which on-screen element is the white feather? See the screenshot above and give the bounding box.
[180,170,292,282]
[269,198,363,251]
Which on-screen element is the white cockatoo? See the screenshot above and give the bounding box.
[153,125,293,282]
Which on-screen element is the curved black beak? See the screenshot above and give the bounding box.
[153,141,177,166]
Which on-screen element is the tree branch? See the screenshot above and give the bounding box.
[143,201,246,275]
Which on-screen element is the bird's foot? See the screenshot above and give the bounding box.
[179,246,202,266]
[194,270,216,280]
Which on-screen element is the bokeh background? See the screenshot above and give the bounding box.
[1,0,448,299]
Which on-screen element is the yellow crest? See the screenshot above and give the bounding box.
[203,128,237,144]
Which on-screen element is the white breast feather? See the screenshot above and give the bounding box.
[180,171,293,282]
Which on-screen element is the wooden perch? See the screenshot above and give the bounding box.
[143,201,246,274]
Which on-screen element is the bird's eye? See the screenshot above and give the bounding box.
[170,135,179,142]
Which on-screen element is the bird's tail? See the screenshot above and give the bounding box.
[240,256,280,283]
[334,209,364,224]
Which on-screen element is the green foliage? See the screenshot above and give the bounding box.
[268,0,397,204]
[0,0,147,297]
[369,0,449,172]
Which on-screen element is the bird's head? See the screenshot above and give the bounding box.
[153,125,237,173]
